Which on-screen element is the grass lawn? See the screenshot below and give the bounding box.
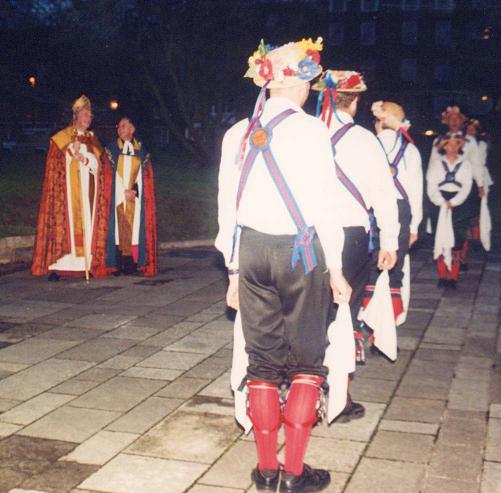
[0,148,219,242]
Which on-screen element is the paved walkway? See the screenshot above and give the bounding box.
[0,244,499,493]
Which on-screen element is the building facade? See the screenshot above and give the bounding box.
[324,0,501,130]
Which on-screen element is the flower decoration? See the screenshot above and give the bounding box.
[313,70,367,93]
[441,105,466,125]
[371,100,411,131]
[245,37,323,88]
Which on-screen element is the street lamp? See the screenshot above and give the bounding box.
[481,95,489,102]
[109,99,119,110]
[28,76,36,88]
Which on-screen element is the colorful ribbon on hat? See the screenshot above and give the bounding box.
[235,81,270,169]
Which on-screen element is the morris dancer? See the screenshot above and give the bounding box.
[216,38,350,493]
[465,118,493,250]
[32,95,112,280]
[363,101,423,351]
[105,117,158,276]
[429,106,482,269]
[313,71,399,376]
[427,135,473,288]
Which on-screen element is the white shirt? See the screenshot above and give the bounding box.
[326,111,400,252]
[377,129,423,235]
[215,97,345,271]
[426,155,473,207]
[430,132,482,187]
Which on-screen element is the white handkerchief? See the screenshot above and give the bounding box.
[324,303,355,423]
[231,312,252,434]
[359,271,397,361]
[433,203,454,270]
[396,254,410,326]
[480,195,491,252]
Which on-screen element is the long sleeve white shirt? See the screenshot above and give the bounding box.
[326,111,399,252]
[426,155,473,207]
[429,132,482,187]
[215,97,345,271]
[377,129,423,235]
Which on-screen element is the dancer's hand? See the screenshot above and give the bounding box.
[478,186,485,198]
[409,233,418,248]
[226,274,239,310]
[446,201,453,209]
[378,250,397,270]
[330,270,351,304]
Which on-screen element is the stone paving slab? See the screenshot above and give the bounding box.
[0,245,498,492]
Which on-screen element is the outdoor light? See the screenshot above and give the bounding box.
[481,95,489,102]
[424,130,435,136]
[109,99,119,110]
[28,76,36,87]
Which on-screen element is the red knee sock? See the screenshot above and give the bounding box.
[283,374,323,476]
[390,289,404,320]
[450,251,461,281]
[248,380,281,471]
[436,257,448,279]
[472,217,480,241]
[460,239,469,264]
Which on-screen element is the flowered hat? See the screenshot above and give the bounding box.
[312,70,367,93]
[466,118,481,129]
[245,38,323,88]
[436,134,465,152]
[311,70,366,126]
[441,105,467,125]
[372,101,411,131]
[72,95,91,115]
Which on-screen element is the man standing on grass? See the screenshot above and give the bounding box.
[105,117,157,277]
[216,38,350,493]
[31,95,112,281]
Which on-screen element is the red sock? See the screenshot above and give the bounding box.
[390,289,404,320]
[473,218,480,241]
[450,251,461,281]
[247,380,281,471]
[283,374,323,476]
[436,257,448,279]
[460,239,469,263]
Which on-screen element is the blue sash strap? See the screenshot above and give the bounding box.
[330,123,376,253]
[232,108,318,274]
[389,139,410,202]
[439,160,463,187]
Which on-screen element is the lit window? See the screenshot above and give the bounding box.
[402,19,418,45]
[361,0,380,12]
[329,22,345,45]
[401,58,417,82]
[360,21,376,45]
[435,20,452,44]
[329,0,348,12]
[402,0,420,10]
[433,0,455,10]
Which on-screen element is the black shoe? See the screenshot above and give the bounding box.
[460,263,468,272]
[334,400,365,423]
[113,268,122,277]
[437,279,446,288]
[448,280,457,289]
[280,464,330,493]
[48,272,60,282]
[252,467,280,491]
